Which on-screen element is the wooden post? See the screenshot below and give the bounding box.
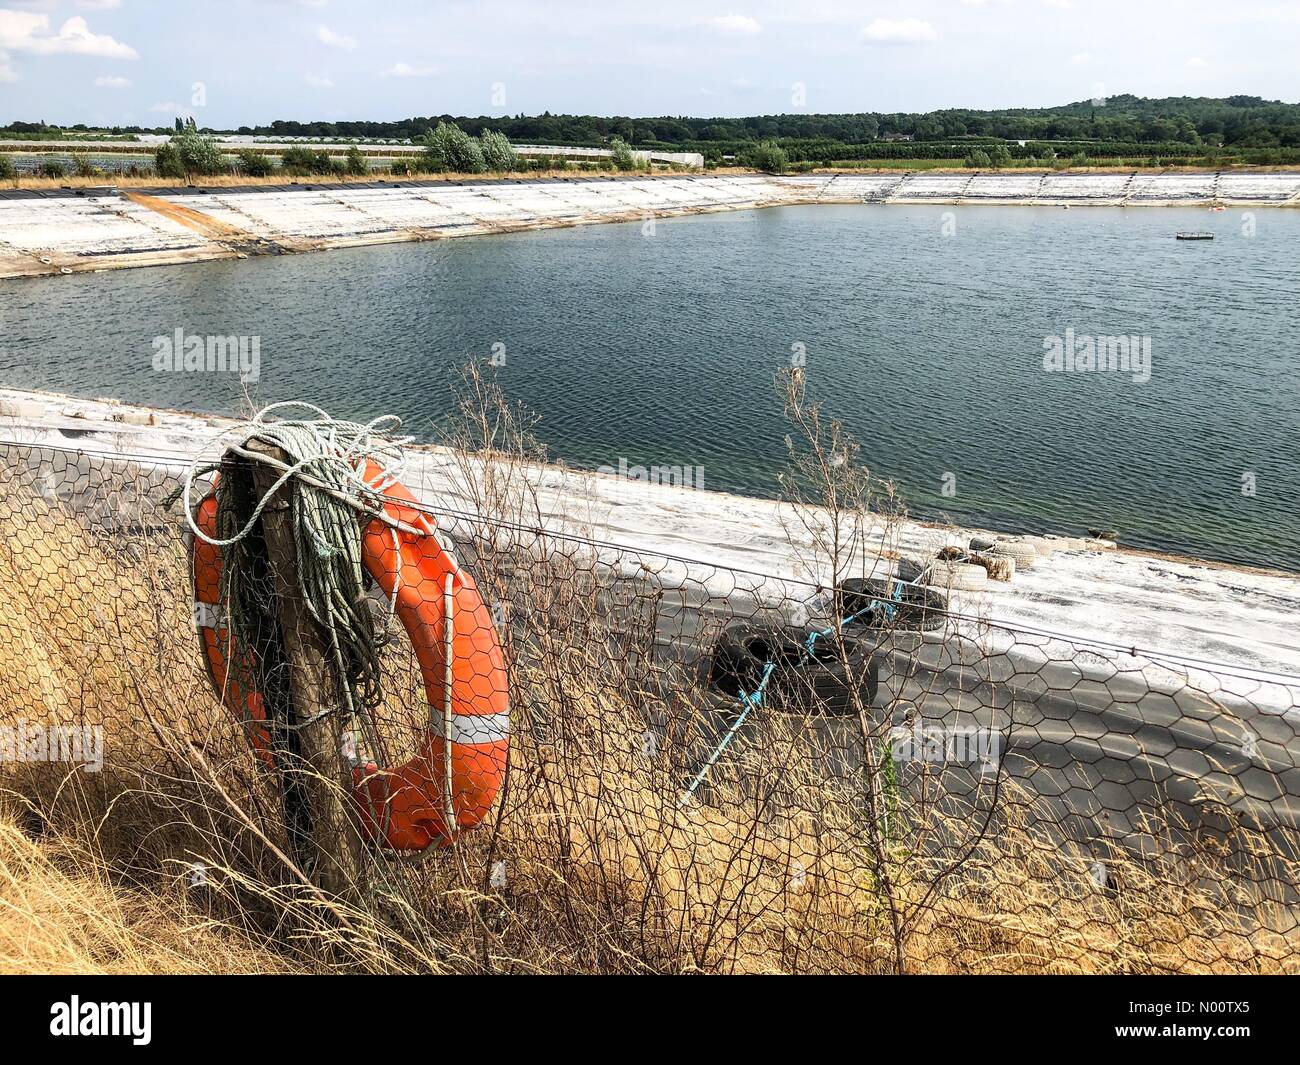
[245,438,365,903]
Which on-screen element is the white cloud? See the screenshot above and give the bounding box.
[76,1,123,10]
[0,12,137,58]
[1185,56,1210,69]
[304,71,333,87]
[861,17,937,44]
[705,13,762,35]
[381,60,436,77]
[94,73,130,87]
[1069,52,1092,65]
[316,24,356,49]
[149,100,182,113]
[0,51,16,82]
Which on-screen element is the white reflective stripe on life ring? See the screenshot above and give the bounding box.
[193,601,226,631]
[429,709,510,746]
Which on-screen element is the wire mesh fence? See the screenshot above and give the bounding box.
[1,438,1298,974]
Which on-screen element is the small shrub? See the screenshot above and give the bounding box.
[154,144,185,179]
[609,138,636,171]
[422,122,485,174]
[280,146,332,176]
[344,144,369,177]
[40,158,67,178]
[69,153,100,178]
[172,123,225,176]
[235,149,274,178]
[743,140,788,174]
[479,129,519,172]
[0,154,15,180]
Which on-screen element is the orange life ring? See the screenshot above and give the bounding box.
[189,461,509,850]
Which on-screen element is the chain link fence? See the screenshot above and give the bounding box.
[1,439,1297,973]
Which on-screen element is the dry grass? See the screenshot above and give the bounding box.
[0,813,296,974]
[0,446,1296,974]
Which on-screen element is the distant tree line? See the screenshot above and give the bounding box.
[11,95,1300,149]
[208,95,1300,151]
[7,95,1300,172]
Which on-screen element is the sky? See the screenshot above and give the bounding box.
[0,0,1297,127]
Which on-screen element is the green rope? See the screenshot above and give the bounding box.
[182,401,420,768]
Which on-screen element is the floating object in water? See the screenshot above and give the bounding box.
[1088,527,1119,540]
[1176,232,1214,240]
[1210,204,1227,212]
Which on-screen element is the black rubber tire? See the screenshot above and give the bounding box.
[707,622,879,716]
[894,556,927,583]
[836,577,949,633]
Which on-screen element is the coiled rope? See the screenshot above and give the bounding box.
[180,401,424,763]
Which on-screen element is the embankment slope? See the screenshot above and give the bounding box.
[4,171,1299,279]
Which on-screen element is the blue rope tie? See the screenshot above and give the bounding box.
[677,580,908,807]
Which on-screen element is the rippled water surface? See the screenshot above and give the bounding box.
[3,204,1298,568]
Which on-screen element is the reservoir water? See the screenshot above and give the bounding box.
[3,203,1297,569]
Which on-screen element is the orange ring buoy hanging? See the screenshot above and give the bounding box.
[190,491,276,769]
[189,461,510,851]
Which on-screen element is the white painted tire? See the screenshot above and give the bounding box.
[1041,535,1090,551]
[990,539,1038,569]
[970,553,1016,582]
[924,560,989,591]
[0,399,45,419]
[969,535,997,552]
[1026,536,1057,557]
